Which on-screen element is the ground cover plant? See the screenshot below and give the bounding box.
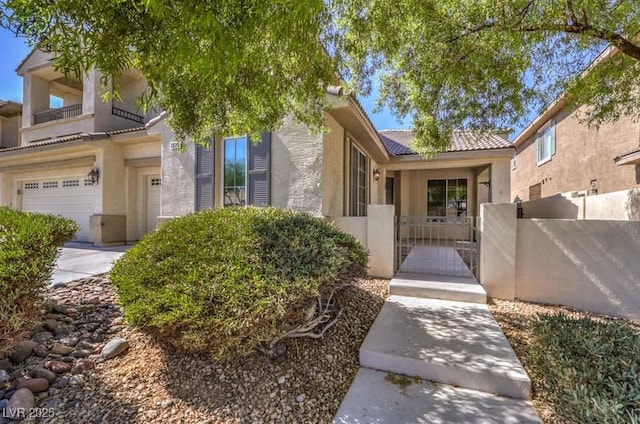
[110,207,368,361]
[0,207,78,356]
[491,299,640,424]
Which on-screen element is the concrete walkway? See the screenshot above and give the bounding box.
[51,242,129,287]
[334,247,541,423]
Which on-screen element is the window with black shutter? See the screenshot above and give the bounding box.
[195,140,214,210]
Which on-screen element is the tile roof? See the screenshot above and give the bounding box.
[0,127,146,153]
[378,129,513,156]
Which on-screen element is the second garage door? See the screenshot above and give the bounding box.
[21,177,97,242]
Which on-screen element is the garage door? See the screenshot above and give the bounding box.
[21,177,96,242]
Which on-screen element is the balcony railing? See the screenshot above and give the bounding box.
[112,106,145,124]
[33,103,83,125]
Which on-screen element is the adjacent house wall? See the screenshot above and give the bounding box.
[0,116,20,148]
[480,203,640,320]
[512,107,640,201]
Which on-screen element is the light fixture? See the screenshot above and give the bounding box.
[87,167,100,185]
[372,168,381,181]
[479,180,490,188]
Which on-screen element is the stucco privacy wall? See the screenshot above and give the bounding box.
[521,188,640,220]
[330,205,395,278]
[480,203,640,320]
[322,114,345,216]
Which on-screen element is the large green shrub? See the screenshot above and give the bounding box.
[0,207,78,356]
[110,207,368,360]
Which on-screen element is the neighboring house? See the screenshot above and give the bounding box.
[511,99,640,202]
[0,50,163,244]
[0,49,513,253]
[0,100,22,149]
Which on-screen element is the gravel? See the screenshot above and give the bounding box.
[1,274,387,423]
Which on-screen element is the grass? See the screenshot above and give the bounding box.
[491,300,640,424]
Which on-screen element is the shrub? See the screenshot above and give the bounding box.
[110,207,368,360]
[528,312,640,423]
[0,207,78,356]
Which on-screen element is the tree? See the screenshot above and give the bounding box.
[1,1,639,152]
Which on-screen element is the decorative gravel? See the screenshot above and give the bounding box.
[1,275,388,423]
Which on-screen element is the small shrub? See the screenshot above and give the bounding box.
[110,207,368,361]
[0,207,78,356]
[528,312,640,423]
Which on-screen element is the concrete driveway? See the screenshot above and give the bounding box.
[51,242,130,287]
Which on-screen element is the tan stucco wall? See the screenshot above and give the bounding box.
[0,116,21,148]
[480,203,640,320]
[157,123,196,217]
[516,219,640,320]
[512,107,640,201]
[271,116,324,215]
[322,114,345,216]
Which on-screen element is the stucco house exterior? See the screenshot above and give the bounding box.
[0,49,513,261]
[0,100,22,149]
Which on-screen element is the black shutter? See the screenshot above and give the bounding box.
[195,141,214,210]
[247,131,271,206]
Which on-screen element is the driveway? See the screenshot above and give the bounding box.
[51,242,130,287]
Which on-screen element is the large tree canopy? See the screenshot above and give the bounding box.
[1,0,639,151]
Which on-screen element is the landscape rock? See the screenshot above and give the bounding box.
[44,361,72,374]
[0,370,9,385]
[30,367,56,383]
[51,304,68,315]
[71,359,95,375]
[43,319,59,332]
[9,340,37,363]
[31,331,54,343]
[72,350,91,358]
[0,360,11,371]
[33,344,49,358]
[7,388,35,416]
[17,378,49,393]
[101,338,129,360]
[51,343,74,355]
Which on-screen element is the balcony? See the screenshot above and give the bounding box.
[33,103,83,125]
[111,106,145,124]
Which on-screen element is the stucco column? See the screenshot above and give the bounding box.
[367,204,395,278]
[490,159,512,203]
[480,203,517,299]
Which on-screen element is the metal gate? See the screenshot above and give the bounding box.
[394,216,480,278]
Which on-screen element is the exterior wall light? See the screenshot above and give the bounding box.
[372,168,381,181]
[88,167,100,185]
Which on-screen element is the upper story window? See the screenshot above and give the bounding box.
[536,120,556,165]
[427,179,467,217]
[349,143,368,217]
[223,136,247,207]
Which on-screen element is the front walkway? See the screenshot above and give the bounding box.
[51,242,129,287]
[334,247,541,423]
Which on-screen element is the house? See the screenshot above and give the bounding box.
[0,50,163,244]
[511,98,640,202]
[0,49,513,275]
[0,100,21,149]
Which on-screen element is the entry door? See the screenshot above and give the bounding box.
[146,175,161,233]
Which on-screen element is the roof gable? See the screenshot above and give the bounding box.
[378,129,513,156]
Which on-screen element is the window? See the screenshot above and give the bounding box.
[427,179,467,217]
[350,143,368,216]
[223,136,247,207]
[536,120,556,164]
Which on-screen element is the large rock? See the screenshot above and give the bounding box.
[0,370,9,385]
[51,343,74,355]
[17,378,49,393]
[9,340,37,363]
[31,331,54,343]
[30,367,56,383]
[101,338,129,360]
[71,359,95,375]
[44,361,72,374]
[6,388,35,418]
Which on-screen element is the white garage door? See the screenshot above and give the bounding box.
[21,177,96,242]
